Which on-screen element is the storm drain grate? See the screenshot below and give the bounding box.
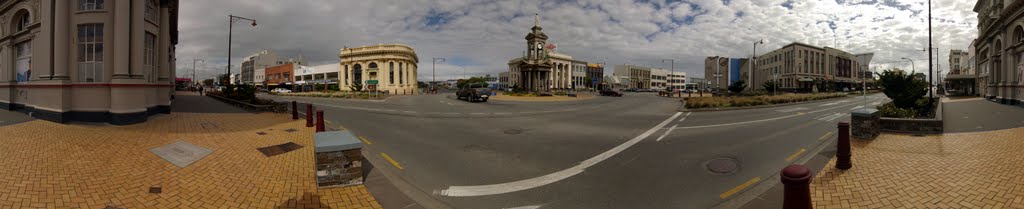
[149,186,162,194]
[258,142,304,157]
[257,132,267,135]
[284,128,298,133]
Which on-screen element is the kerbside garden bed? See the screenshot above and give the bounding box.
[684,93,849,109]
[270,91,391,100]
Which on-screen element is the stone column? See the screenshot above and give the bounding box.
[112,0,131,78]
[51,0,70,79]
[159,6,171,82]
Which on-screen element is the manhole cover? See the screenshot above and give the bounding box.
[706,158,740,174]
[257,132,267,135]
[503,129,523,134]
[258,142,304,157]
[149,186,162,194]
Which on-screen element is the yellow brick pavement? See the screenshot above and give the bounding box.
[0,112,381,209]
[811,127,1024,208]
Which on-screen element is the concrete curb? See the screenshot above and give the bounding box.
[681,95,856,112]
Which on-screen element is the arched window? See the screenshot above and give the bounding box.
[369,63,378,69]
[353,64,363,86]
[399,62,404,84]
[15,10,29,32]
[389,62,394,84]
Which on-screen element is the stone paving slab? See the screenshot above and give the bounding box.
[0,112,381,209]
[810,127,1024,208]
[150,140,212,168]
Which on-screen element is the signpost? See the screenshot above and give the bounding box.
[366,80,379,99]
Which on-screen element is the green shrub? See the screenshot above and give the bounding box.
[877,69,927,109]
[685,93,847,109]
[877,102,917,118]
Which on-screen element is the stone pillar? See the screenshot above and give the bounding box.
[112,0,131,78]
[51,0,70,79]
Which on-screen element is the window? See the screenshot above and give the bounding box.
[389,62,394,84]
[78,24,104,83]
[144,32,156,82]
[369,63,378,69]
[79,0,104,11]
[15,41,31,82]
[399,63,404,84]
[16,12,29,32]
[145,0,159,23]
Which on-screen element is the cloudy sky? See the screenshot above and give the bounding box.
[175,0,978,82]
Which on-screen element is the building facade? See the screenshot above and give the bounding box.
[340,44,419,94]
[650,68,668,90]
[586,63,603,90]
[497,72,510,90]
[293,64,340,92]
[945,49,976,95]
[240,50,278,84]
[265,63,294,87]
[974,0,1024,105]
[752,42,864,93]
[614,64,651,89]
[687,77,706,90]
[704,56,749,91]
[0,0,179,125]
[506,15,594,92]
[254,67,265,87]
[669,71,686,90]
[571,60,587,90]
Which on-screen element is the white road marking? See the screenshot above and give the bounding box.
[850,105,864,110]
[871,102,881,106]
[816,113,847,122]
[438,112,683,197]
[656,124,679,141]
[776,107,809,113]
[505,205,543,209]
[471,113,486,115]
[819,102,839,106]
[676,98,883,129]
[495,112,511,115]
[678,112,692,122]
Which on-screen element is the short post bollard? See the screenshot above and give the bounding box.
[315,110,325,133]
[781,164,813,209]
[291,101,298,120]
[306,104,314,127]
[837,122,852,170]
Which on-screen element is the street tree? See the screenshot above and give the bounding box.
[728,80,747,94]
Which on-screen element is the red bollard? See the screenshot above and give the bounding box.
[781,164,813,209]
[837,122,852,170]
[305,104,314,127]
[316,110,325,133]
[291,101,298,120]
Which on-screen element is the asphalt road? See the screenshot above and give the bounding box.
[259,92,891,209]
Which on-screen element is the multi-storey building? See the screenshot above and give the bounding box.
[669,71,686,90]
[586,63,604,90]
[704,56,749,92]
[753,42,864,93]
[240,50,278,85]
[945,49,976,95]
[0,0,180,125]
[614,64,651,89]
[498,72,510,90]
[293,64,340,92]
[650,68,668,90]
[974,0,1024,105]
[571,60,587,90]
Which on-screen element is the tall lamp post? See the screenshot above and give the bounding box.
[662,58,674,92]
[432,57,445,92]
[927,0,933,99]
[192,59,204,85]
[226,15,257,80]
[752,39,766,91]
[902,57,916,73]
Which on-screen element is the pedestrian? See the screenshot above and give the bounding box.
[199,86,204,96]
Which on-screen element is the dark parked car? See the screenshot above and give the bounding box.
[599,88,623,97]
[457,83,492,102]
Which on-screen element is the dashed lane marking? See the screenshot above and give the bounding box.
[381,153,404,170]
[720,177,762,199]
[358,136,374,145]
[786,148,807,162]
[818,132,834,141]
[656,124,679,142]
[678,112,692,122]
[850,105,864,110]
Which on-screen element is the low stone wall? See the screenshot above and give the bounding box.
[878,99,944,134]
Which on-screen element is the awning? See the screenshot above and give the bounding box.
[944,74,976,80]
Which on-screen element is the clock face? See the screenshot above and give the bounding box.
[537,43,543,49]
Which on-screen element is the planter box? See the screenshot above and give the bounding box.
[879,99,944,134]
[314,131,366,188]
[851,108,880,139]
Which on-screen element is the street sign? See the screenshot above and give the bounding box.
[367,84,377,90]
[367,80,379,85]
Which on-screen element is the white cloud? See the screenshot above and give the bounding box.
[176,0,978,81]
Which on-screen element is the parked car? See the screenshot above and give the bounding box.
[271,88,292,93]
[599,88,623,97]
[457,83,492,102]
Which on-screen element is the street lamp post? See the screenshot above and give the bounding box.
[192,59,204,86]
[927,0,933,99]
[752,39,766,91]
[902,57,916,73]
[662,59,674,95]
[432,57,445,93]
[226,15,257,79]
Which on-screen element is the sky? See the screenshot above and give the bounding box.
[175,0,978,82]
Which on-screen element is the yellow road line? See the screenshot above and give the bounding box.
[720,177,762,199]
[818,132,834,141]
[786,148,807,162]
[358,136,373,145]
[380,153,404,170]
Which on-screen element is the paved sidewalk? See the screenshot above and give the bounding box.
[810,127,1024,208]
[0,111,382,208]
[943,97,1024,133]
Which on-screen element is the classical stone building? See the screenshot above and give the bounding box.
[0,0,179,125]
[339,44,418,94]
[507,15,593,92]
[752,42,865,92]
[974,0,1024,105]
[613,64,651,89]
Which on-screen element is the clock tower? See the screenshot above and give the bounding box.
[517,14,553,92]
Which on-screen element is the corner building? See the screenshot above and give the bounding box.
[0,0,179,125]
[974,0,1024,105]
[339,44,419,94]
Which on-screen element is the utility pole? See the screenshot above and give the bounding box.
[227,15,257,80]
[927,0,933,99]
[752,39,766,91]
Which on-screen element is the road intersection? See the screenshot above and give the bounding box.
[261,92,890,209]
